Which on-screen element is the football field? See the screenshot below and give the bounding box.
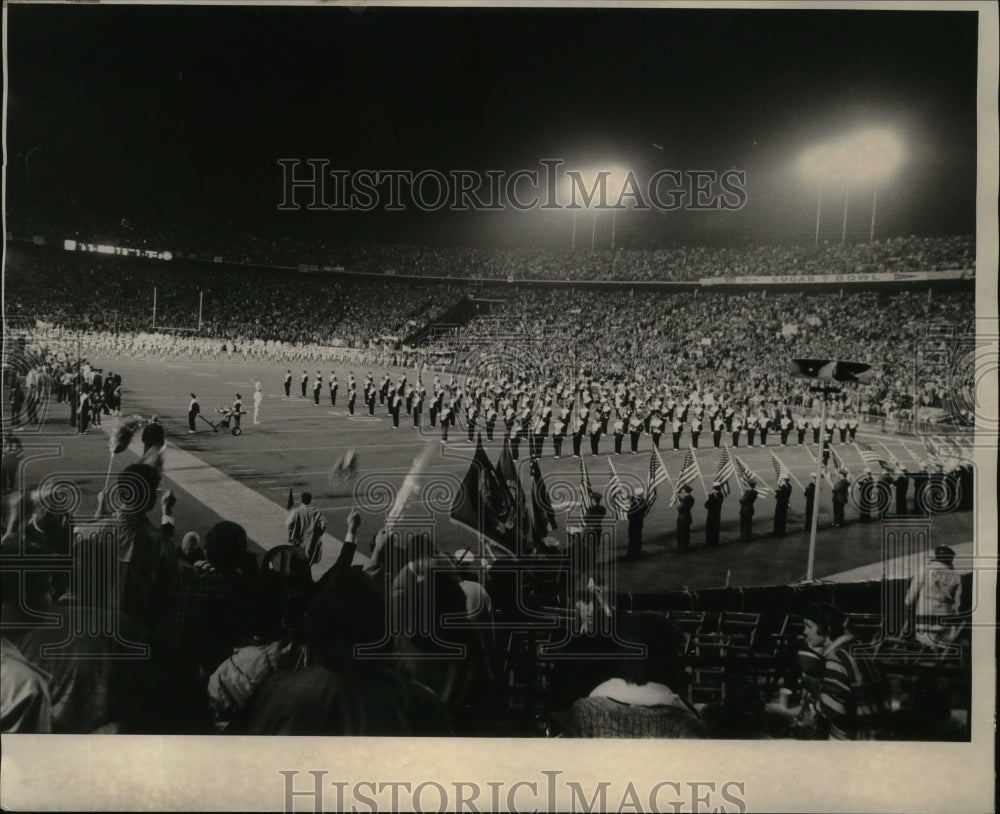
[15,355,975,593]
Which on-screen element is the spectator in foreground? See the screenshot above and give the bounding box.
[568,612,705,738]
[1,562,54,733]
[801,602,891,740]
[229,514,451,736]
[905,545,964,650]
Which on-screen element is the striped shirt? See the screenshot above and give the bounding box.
[818,634,891,740]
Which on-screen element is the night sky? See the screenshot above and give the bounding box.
[5,5,981,249]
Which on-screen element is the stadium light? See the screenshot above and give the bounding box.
[559,164,634,251]
[797,127,906,244]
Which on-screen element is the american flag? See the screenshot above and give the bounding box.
[734,454,771,497]
[876,441,905,473]
[828,444,847,475]
[769,450,792,484]
[647,446,670,493]
[714,445,736,496]
[607,458,631,520]
[929,435,968,468]
[670,449,701,506]
[580,456,594,511]
[855,440,892,471]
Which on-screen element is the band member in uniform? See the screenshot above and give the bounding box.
[757,412,769,447]
[671,415,683,451]
[590,417,603,457]
[832,469,850,527]
[440,402,452,442]
[551,418,565,458]
[713,415,725,449]
[773,476,792,537]
[188,393,200,433]
[812,414,822,445]
[746,413,758,448]
[731,413,742,448]
[348,384,357,416]
[821,439,832,467]
[283,370,292,398]
[625,414,640,454]
[412,388,423,428]
[838,414,849,444]
[825,416,836,446]
[795,414,807,446]
[391,391,402,429]
[705,483,724,546]
[739,480,758,542]
[300,370,309,398]
[329,374,338,406]
[650,413,664,450]
[485,408,497,442]
[613,416,625,455]
[804,475,816,530]
[367,386,377,416]
[847,414,859,443]
[675,485,695,552]
[313,372,323,406]
[509,427,521,461]
[780,414,792,446]
[468,405,479,442]
[572,415,585,458]
[690,415,702,450]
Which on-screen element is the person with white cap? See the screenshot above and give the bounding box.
[253,382,264,424]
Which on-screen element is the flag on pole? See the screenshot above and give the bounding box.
[529,458,558,534]
[450,439,517,548]
[855,440,893,471]
[919,435,947,468]
[877,441,905,473]
[580,456,594,511]
[828,445,847,474]
[286,488,295,510]
[769,450,792,483]
[713,446,736,496]
[647,447,670,493]
[733,454,771,497]
[670,449,701,505]
[607,458,631,520]
[497,438,531,547]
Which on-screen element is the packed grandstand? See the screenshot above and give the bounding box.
[1,222,977,740]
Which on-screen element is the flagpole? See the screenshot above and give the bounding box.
[692,448,708,494]
[806,389,830,583]
[774,452,805,491]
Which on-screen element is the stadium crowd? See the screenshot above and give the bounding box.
[5,248,462,348]
[2,221,975,739]
[11,207,974,281]
[0,448,970,738]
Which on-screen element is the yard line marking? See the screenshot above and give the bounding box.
[126,436,367,577]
